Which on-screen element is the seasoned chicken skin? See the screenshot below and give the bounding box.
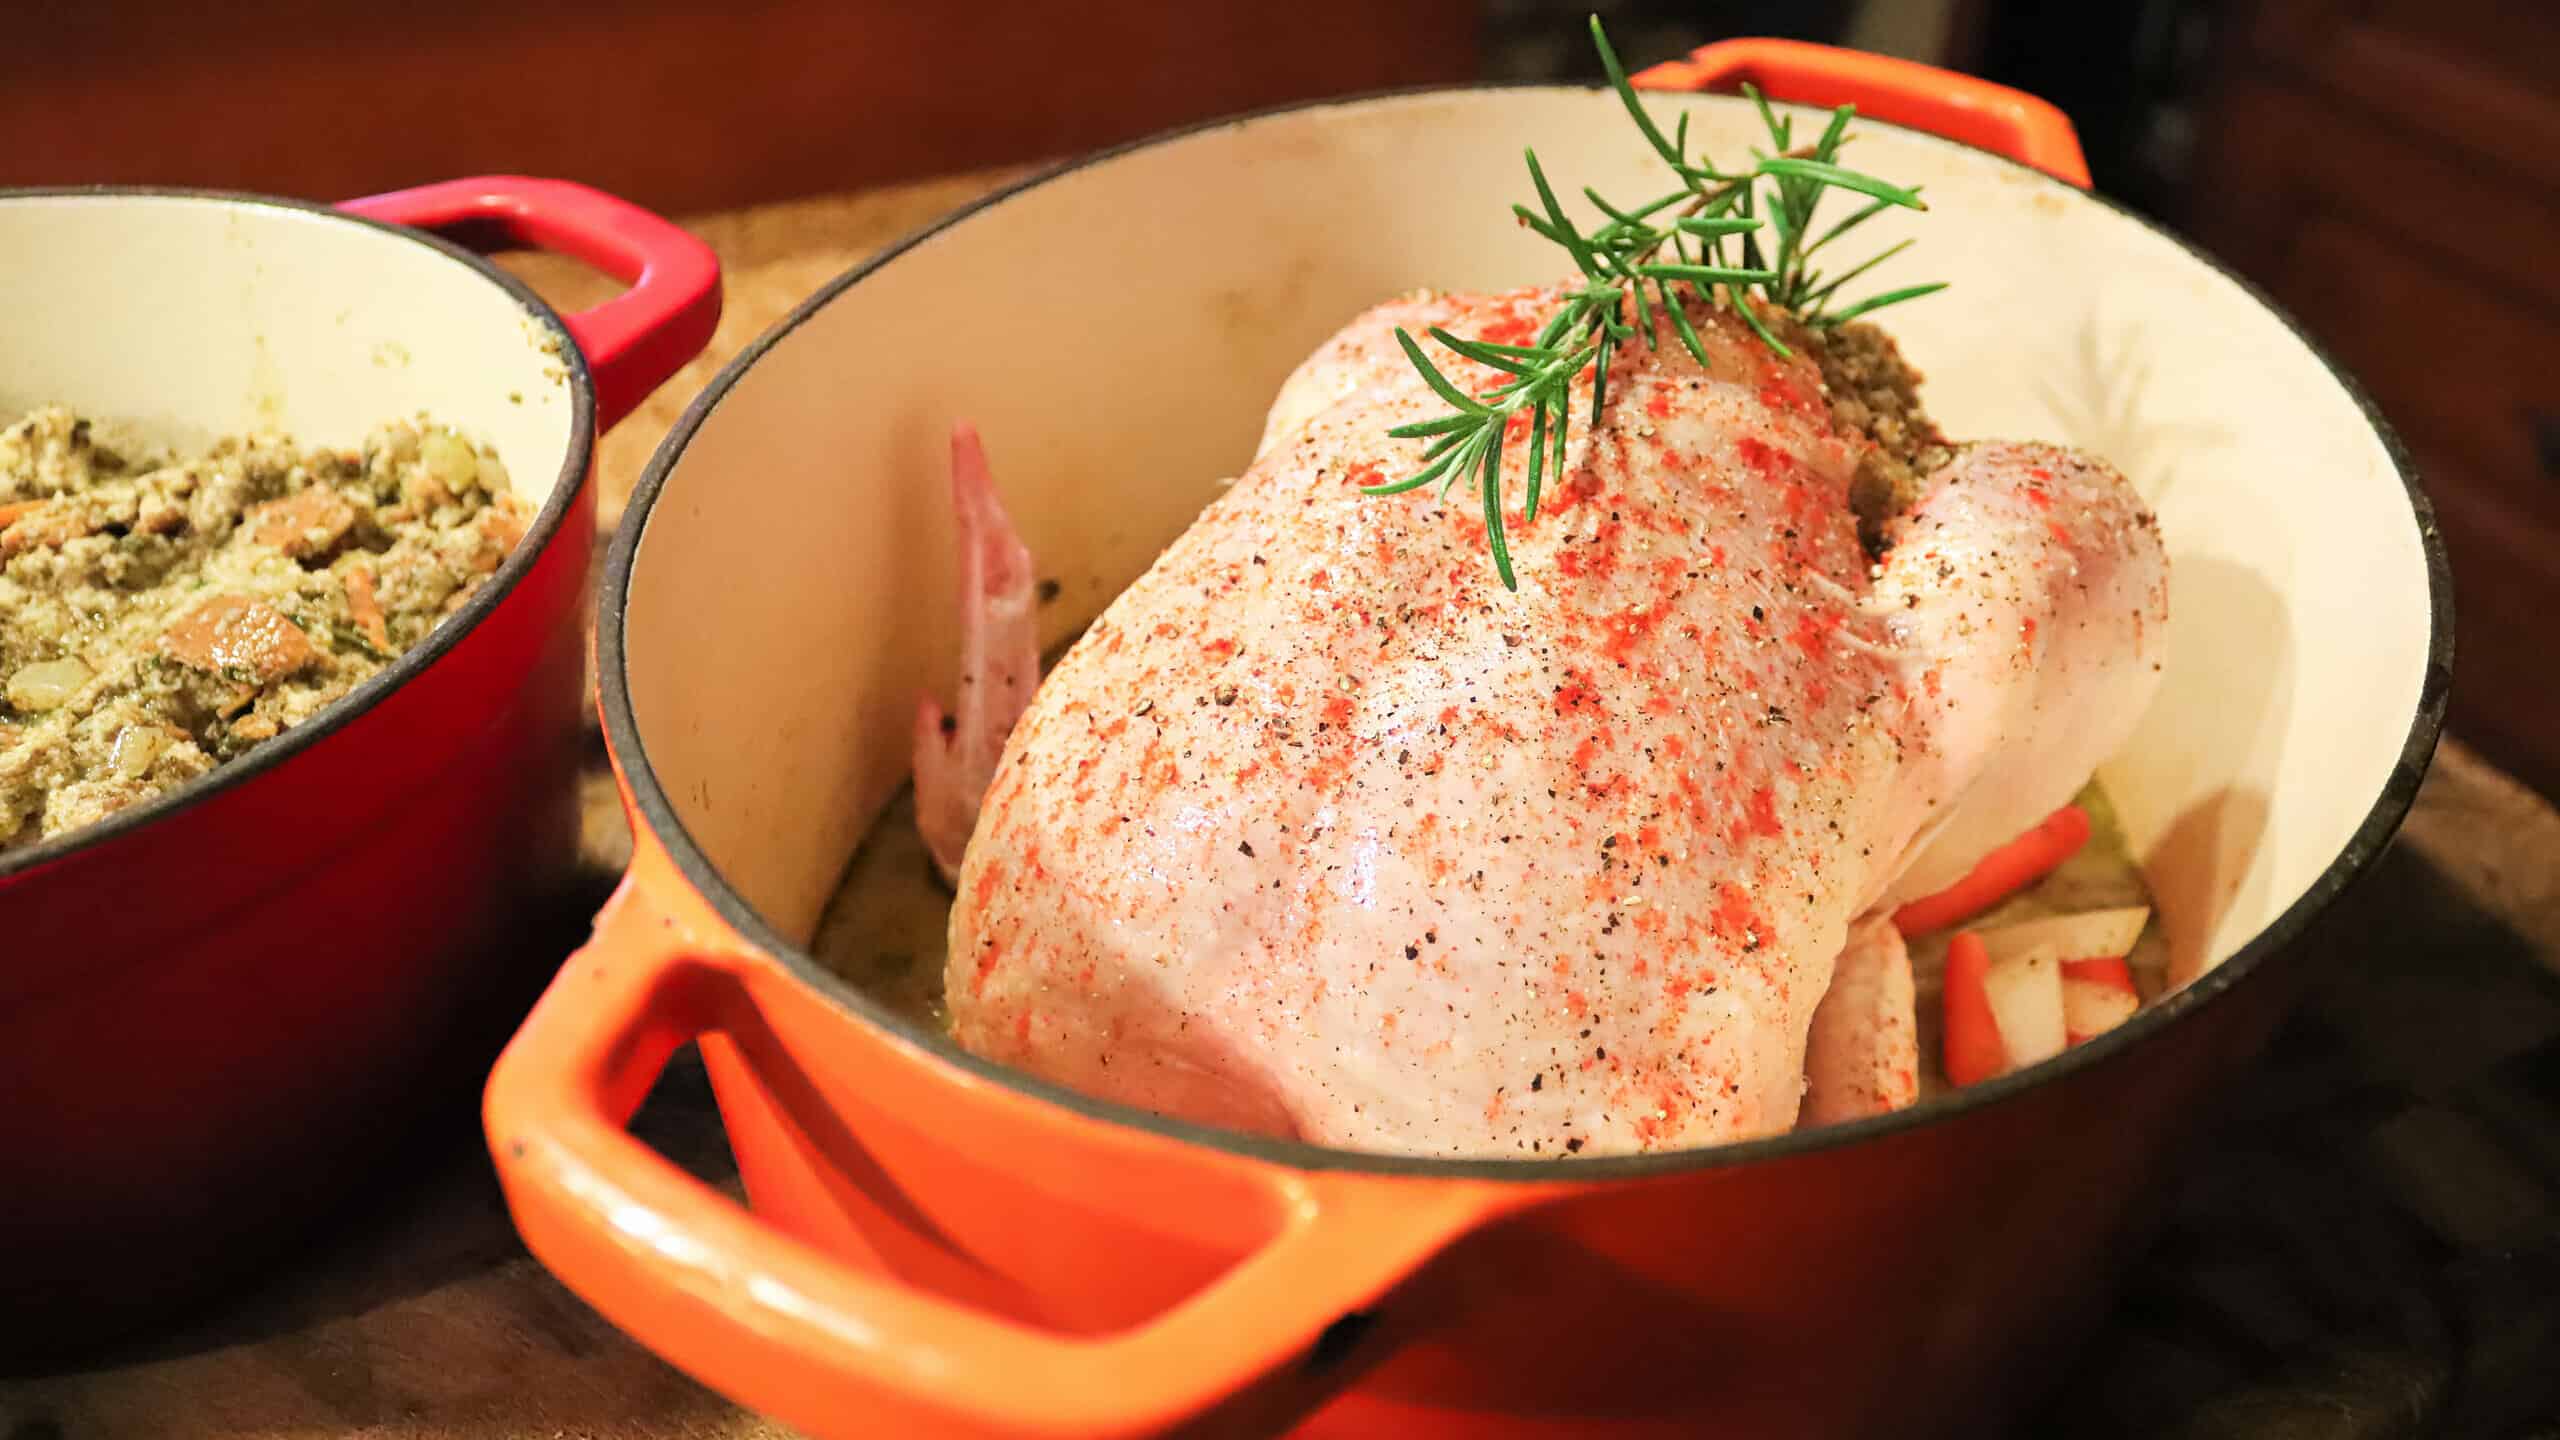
[935,287,2166,1157]
[1799,917,1918,1127]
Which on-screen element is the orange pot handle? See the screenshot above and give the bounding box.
[486,849,1512,1439]
[1634,38,2092,190]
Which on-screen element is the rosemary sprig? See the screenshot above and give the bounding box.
[1364,13,1945,590]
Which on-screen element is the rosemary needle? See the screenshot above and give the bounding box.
[1363,12,1944,590]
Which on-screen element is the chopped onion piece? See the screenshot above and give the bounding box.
[7,657,93,712]
[421,430,480,494]
[110,723,165,777]
[1976,907,2149,968]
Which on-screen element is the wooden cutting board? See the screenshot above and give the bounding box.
[6,169,2559,1440]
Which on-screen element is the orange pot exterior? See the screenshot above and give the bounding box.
[488,824,1540,1440]
[491,811,2306,1438]
[480,40,2427,1440]
[0,178,719,1361]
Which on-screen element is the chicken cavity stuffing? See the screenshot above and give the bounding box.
[911,289,2166,1158]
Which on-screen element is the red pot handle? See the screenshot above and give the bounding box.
[340,176,725,431]
[1634,38,2092,190]
[486,840,1514,1439]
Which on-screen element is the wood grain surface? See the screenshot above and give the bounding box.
[0,2,1479,217]
[4,170,2557,1440]
[2182,0,2560,802]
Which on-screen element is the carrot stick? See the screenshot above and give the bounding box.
[2059,955,2135,991]
[344,565,391,652]
[2061,954,2141,1045]
[1894,804,2093,937]
[1941,931,2007,1087]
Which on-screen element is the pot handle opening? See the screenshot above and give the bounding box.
[486,855,1503,1439]
[1633,38,2092,190]
[339,177,724,431]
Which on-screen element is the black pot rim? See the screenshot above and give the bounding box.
[597,83,2455,1183]
[0,184,598,884]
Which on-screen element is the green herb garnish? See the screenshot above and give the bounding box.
[1367,14,1944,590]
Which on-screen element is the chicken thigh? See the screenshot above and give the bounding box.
[1798,917,1918,1127]
[929,285,2166,1157]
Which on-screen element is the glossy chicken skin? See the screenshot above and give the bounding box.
[938,287,2166,1157]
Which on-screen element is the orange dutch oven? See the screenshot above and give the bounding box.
[0,177,717,1357]
[485,44,2450,1439]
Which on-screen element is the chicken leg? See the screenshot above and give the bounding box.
[911,422,1040,885]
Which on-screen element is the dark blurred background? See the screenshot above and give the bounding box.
[7,0,2555,797]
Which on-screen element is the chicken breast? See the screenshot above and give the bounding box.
[936,285,2166,1157]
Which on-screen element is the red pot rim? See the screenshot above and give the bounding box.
[0,185,599,884]
[594,83,2455,1183]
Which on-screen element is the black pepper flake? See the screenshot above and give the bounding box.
[1566,1137,1585,1154]
[1595,1046,1607,1060]
[1600,835,1617,849]
[1531,1074,1543,1092]
[1238,840,1256,858]
[1035,577,1063,605]
[1404,943,1419,960]
[1425,929,1438,943]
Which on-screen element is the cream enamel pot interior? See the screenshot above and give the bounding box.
[0,179,718,1358]
[488,51,2449,1440]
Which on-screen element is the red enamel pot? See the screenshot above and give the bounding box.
[488,43,2450,1440]
[0,177,719,1359]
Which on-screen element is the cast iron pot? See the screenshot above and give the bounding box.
[487,44,2449,1440]
[0,177,719,1355]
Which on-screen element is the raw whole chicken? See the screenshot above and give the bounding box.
[913,286,2166,1158]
